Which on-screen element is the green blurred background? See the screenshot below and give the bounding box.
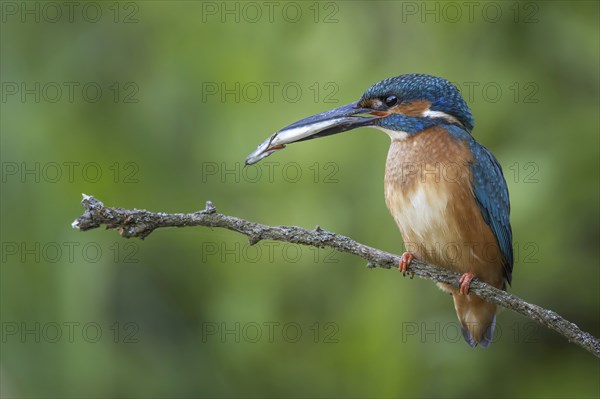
[1,1,599,398]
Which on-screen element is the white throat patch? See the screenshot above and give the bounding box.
[374,126,409,141]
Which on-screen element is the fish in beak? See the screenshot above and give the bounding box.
[245,101,381,165]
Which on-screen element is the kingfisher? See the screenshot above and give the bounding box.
[245,74,513,348]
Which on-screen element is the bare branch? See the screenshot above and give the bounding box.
[72,194,600,357]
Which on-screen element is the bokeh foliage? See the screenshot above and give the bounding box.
[1,1,599,398]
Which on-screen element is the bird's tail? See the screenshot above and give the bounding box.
[452,294,497,348]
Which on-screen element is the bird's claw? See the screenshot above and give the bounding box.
[459,272,475,295]
[399,252,415,279]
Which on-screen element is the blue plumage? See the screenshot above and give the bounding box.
[467,138,514,285]
[361,74,474,131]
[246,73,514,348]
[436,123,513,286]
[363,74,514,346]
[376,113,436,133]
[368,76,513,288]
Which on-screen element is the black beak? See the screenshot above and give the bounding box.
[245,101,379,165]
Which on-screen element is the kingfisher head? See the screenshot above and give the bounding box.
[246,74,474,164]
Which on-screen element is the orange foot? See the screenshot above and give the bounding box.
[459,272,475,295]
[399,252,415,279]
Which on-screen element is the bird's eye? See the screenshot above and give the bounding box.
[384,95,398,107]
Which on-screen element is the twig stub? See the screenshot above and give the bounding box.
[72,194,600,357]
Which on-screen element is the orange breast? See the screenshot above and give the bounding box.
[384,127,504,288]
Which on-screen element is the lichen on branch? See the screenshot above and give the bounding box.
[72,194,600,358]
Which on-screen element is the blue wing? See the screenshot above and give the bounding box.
[468,140,514,285]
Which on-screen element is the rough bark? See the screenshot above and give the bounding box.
[72,194,600,357]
